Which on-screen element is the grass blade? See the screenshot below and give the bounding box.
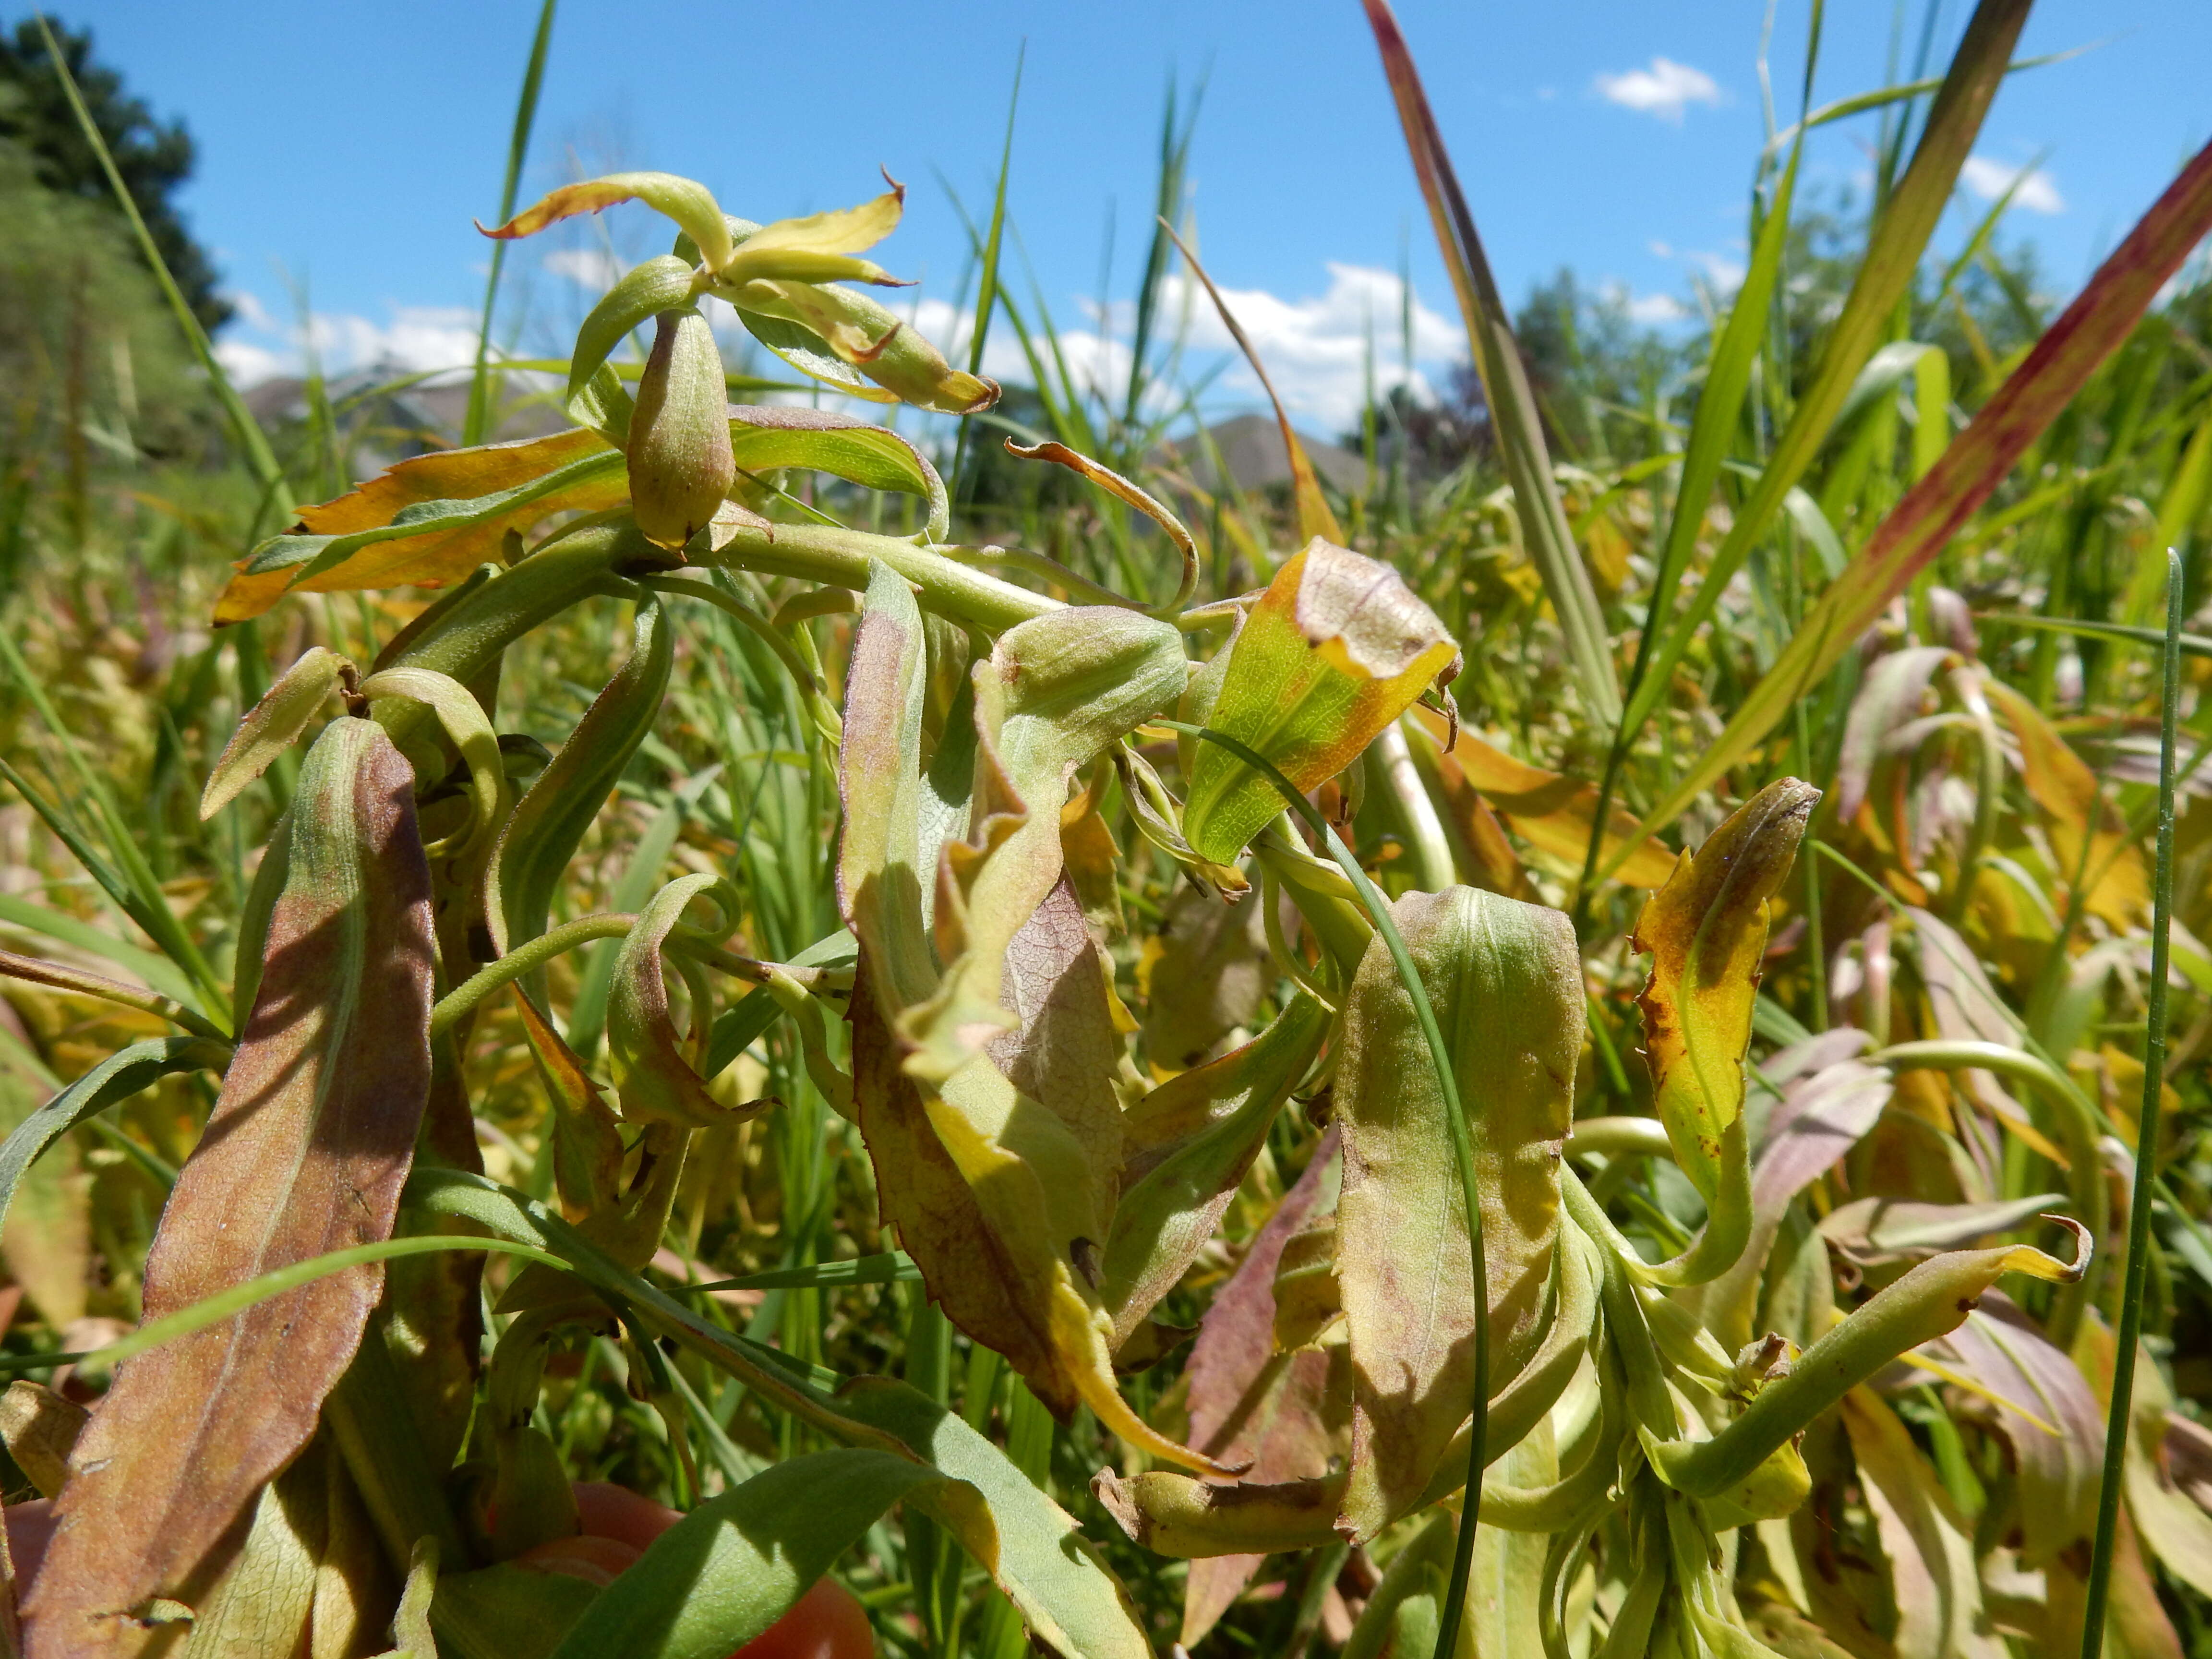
[1617,133,2212,857]
[2077,548,2185,1658]
[1362,0,1618,723]
[1621,0,2032,742]
[464,0,558,447]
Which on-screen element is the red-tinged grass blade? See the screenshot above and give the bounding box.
[1617,135,2212,859]
[1621,0,2032,741]
[23,716,434,1654]
[1361,0,1617,723]
[1161,220,1343,546]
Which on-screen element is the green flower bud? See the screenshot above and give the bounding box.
[627,305,733,550]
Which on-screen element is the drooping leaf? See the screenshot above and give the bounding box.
[1182,540,1459,866]
[1631,779,1818,1282]
[1102,994,1331,1346]
[1334,885,1583,1540]
[1178,1128,1342,1647]
[1410,711,1676,888]
[214,430,625,624]
[1839,1387,2009,1659]
[24,716,434,1652]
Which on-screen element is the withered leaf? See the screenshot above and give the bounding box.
[24,717,433,1658]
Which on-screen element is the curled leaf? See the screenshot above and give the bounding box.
[1631,778,1818,1284]
[479,170,733,271]
[1182,539,1459,865]
[608,875,760,1130]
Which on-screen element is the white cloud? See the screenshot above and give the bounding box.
[1155,263,1464,430]
[1595,58,1721,123]
[544,247,628,290]
[214,295,482,385]
[1626,292,1688,325]
[873,264,1460,433]
[1961,155,2064,215]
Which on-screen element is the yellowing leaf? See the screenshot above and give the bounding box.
[215,429,625,624]
[24,717,434,1650]
[1411,709,1676,888]
[1183,540,1458,866]
[478,170,733,272]
[718,182,907,286]
[1985,679,2151,927]
[1334,886,1583,1540]
[1634,779,1818,1203]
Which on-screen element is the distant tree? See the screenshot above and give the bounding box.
[0,19,229,331]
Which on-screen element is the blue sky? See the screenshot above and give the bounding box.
[42,0,2212,433]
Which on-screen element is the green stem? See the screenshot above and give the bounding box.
[700,521,1060,634]
[1155,720,1490,1659]
[431,914,635,1037]
[2078,548,2184,1659]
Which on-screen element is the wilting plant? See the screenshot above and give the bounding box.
[3,1,2212,1657]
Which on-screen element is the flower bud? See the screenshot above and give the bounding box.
[627,305,733,550]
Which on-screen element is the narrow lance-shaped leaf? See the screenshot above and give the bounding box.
[214,429,625,625]
[1181,539,1458,867]
[24,715,434,1657]
[478,170,734,271]
[1362,0,1617,722]
[1101,993,1331,1345]
[1624,0,2033,739]
[199,645,350,819]
[1631,778,1818,1285]
[1622,133,2212,851]
[1335,885,1584,1541]
[545,1451,955,1659]
[1650,1220,2091,1503]
[489,595,673,958]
